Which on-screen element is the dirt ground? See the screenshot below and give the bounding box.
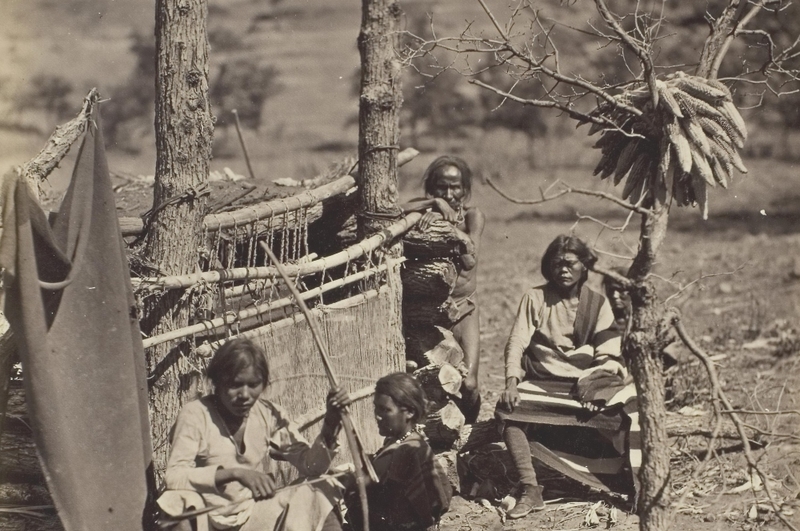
[432,171,800,531]
[2,163,799,530]
[1,1,798,527]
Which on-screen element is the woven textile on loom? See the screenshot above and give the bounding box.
[248,287,405,482]
[496,379,640,496]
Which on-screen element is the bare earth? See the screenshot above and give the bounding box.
[2,165,799,530]
[1,0,799,529]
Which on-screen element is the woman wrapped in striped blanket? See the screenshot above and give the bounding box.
[497,235,638,520]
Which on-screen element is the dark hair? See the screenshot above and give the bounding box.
[207,338,270,389]
[540,235,597,284]
[375,372,427,423]
[602,266,629,291]
[422,155,473,202]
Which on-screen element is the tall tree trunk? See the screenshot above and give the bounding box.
[357,0,403,240]
[626,209,673,531]
[356,0,406,388]
[143,0,213,484]
[625,16,740,530]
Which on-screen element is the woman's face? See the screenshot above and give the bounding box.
[550,252,586,291]
[429,166,466,209]
[373,393,414,439]
[216,365,265,419]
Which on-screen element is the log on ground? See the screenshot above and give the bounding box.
[424,400,466,450]
[414,362,463,404]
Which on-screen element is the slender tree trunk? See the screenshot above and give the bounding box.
[357,0,403,240]
[624,16,741,530]
[143,0,213,483]
[626,209,673,531]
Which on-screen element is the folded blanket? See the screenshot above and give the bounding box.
[496,379,639,497]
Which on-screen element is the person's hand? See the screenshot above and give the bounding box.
[234,469,276,500]
[499,379,520,412]
[434,198,459,222]
[418,210,443,232]
[324,387,352,428]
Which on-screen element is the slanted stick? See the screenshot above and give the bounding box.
[159,472,350,524]
[259,242,376,531]
[232,109,256,181]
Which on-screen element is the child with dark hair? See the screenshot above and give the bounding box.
[402,155,486,423]
[345,373,451,531]
[497,235,625,519]
[163,338,349,531]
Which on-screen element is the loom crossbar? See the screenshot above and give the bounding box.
[134,212,421,291]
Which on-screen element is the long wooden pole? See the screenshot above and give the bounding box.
[231,109,256,180]
[259,242,376,531]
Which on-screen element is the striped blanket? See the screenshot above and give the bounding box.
[496,379,640,496]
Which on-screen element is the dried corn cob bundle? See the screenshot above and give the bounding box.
[582,72,748,219]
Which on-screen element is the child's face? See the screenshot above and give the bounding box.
[550,252,585,291]
[605,283,631,315]
[429,165,466,209]
[373,393,414,439]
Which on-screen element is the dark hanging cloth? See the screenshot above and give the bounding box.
[0,111,152,531]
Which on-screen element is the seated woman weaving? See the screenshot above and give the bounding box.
[161,338,348,531]
[343,372,451,531]
[497,235,637,520]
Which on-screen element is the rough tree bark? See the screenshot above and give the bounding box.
[142,0,214,483]
[623,207,673,528]
[356,0,406,376]
[357,0,403,240]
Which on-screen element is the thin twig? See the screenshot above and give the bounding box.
[672,314,798,531]
[485,175,653,215]
[663,264,747,304]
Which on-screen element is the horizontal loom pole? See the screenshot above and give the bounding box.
[134,212,421,292]
[192,285,390,358]
[142,264,389,349]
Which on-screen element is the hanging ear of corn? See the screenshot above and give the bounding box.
[587,72,748,219]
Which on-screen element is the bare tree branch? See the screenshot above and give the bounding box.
[709,3,766,78]
[663,264,748,304]
[17,88,100,196]
[671,315,799,531]
[485,174,654,215]
[595,0,659,107]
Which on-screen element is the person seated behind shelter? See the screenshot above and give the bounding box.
[163,337,348,531]
[344,372,451,531]
[602,270,677,370]
[401,156,486,423]
[498,235,624,519]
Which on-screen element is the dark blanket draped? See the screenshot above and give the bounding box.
[0,115,152,531]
